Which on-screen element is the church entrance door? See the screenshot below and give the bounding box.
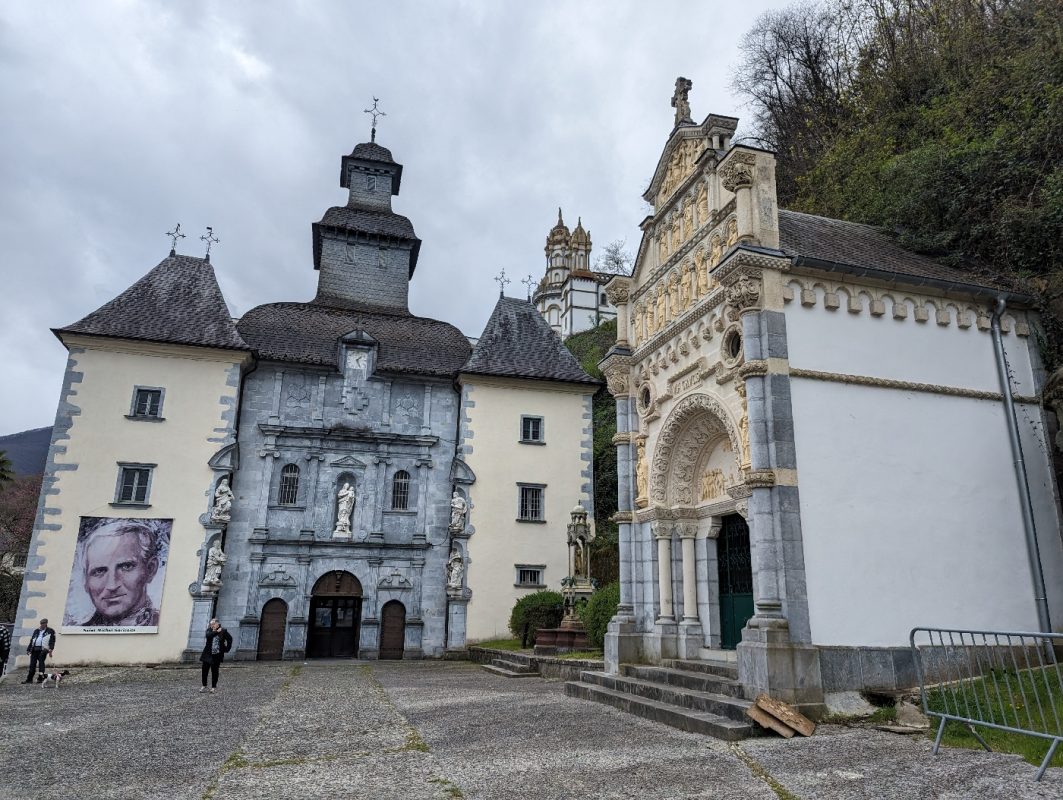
[307,571,362,659]
[379,600,406,660]
[257,598,288,660]
[718,514,754,649]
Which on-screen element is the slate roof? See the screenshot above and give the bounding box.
[778,210,1010,291]
[55,254,249,351]
[349,141,396,164]
[462,296,600,385]
[237,298,471,377]
[317,206,417,240]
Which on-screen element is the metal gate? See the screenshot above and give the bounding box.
[717,513,754,649]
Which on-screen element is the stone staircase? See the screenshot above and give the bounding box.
[480,652,540,679]
[564,658,757,740]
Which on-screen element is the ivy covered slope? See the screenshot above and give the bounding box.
[564,319,619,584]
[735,0,1063,358]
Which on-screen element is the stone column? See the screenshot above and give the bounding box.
[414,459,430,545]
[653,521,675,622]
[719,152,756,244]
[679,524,698,623]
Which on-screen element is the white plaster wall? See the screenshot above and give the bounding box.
[18,339,243,664]
[786,301,1063,645]
[462,378,593,642]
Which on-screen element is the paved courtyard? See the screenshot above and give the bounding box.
[0,660,1059,799]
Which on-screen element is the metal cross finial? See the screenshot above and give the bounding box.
[521,275,536,300]
[363,97,386,143]
[494,268,511,297]
[200,226,220,261]
[165,223,186,256]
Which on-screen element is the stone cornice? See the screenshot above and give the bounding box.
[789,367,1040,405]
[258,424,440,446]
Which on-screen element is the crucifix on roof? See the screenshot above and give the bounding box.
[200,226,220,261]
[494,268,511,297]
[364,97,386,143]
[521,275,537,300]
[165,223,186,256]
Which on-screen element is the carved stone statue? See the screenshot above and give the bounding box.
[696,250,709,296]
[697,181,709,222]
[446,549,464,590]
[671,76,693,126]
[668,275,680,318]
[201,541,227,590]
[449,492,468,532]
[711,235,723,267]
[701,468,725,501]
[678,266,690,311]
[726,218,739,246]
[636,439,649,502]
[209,477,233,523]
[333,481,355,537]
[739,413,751,465]
[655,288,666,332]
[683,198,694,237]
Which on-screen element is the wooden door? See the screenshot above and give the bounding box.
[379,600,406,660]
[717,514,754,650]
[257,598,288,660]
[306,571,363,659]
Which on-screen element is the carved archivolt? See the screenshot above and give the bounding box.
[649,393,742,506]
[782,278,1031,336]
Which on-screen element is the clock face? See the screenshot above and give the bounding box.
[347,351,368,372]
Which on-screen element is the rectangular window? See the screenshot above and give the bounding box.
[518,485,544,522]
[367,175,376,191]
[129,387,164,419]
[115,464,154,505]
[520,415,543,443]
[515,566,544,587]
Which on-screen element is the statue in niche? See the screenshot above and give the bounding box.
[446,549,464,590]
[201,541,227,590]
[636,439,649,501]
[333,481,356,537]
[678,267,690,311]
[671,218,681,253]
[726,218,739,246]
[658,230,668,262]
[700,468,725,501]
[668,275,680,319]
[697,181,709,222]
[739,414,751,465]
[696,250,709,296]
[683,198,694,239]
[711,235,723,267]
[655,288,666,332]
[209,477,233,523]
[449,491,468,532]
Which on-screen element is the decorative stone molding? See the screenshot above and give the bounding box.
[604,278,631,306]
[744,469,776,489]
[790,366,1040,405]
[259,568,297,588]
[600,350,633,398]
[649,393,742,506]
[676,522,698,539]
[707,523,722,539]
[718,152,756,192]
[738,360,769,380]
[724,273,762,319]
[650,519,673,540]
[612,511,635,523]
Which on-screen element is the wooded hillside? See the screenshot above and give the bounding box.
[734,0,1063,359]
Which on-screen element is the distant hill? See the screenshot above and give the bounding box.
[0,426,52,477]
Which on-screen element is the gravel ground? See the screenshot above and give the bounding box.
[1,660,1059,799]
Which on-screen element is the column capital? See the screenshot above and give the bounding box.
[651,520,673,540]
[676,522,698,540]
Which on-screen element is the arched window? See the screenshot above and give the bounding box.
[278,464,300,505]
[391,470,410,510]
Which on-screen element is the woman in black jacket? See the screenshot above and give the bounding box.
[199,618,233,693]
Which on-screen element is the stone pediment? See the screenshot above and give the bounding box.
[644,114,738,207]
[331,455,368,469]
[450,458,476,485]
[259,568,297,588]
[378,569,413,589]
[207,442,239,472]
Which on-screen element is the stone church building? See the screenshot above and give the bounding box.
[8,137,596,668]
[595,80,1063,715]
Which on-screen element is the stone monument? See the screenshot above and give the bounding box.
[535,504,596,654]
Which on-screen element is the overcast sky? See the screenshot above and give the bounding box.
[0,0,781,435]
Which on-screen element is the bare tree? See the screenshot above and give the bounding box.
[594,239,634,276]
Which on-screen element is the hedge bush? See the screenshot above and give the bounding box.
[508,590,564,643]
[583,581,620,649]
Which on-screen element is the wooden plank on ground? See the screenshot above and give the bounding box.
[754,693,816,737]
[745,704,796,738]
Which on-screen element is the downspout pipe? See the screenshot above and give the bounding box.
[991,297,1052,634]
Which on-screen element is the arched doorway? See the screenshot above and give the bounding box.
[257,598,288,660]
[307,571,362,658]
[379,600,406,660]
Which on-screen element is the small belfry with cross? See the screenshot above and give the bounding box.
[165,223,186,256]
[494,268,511,297]
[200,226,220,261]
[521,274,537,301]
[363,97,386,143]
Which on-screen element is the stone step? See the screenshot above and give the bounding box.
[481,663,539,679]
[580,671,752,723]
[620,664,744,697]
[664,658,739,680]
[698,647,737,663]
[491,657,536,674]
[564,680,752,741]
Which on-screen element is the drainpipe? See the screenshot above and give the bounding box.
[991,297,1052,634]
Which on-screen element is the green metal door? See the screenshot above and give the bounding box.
[718,513,754,650]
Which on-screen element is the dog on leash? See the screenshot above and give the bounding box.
[37,669,70,688]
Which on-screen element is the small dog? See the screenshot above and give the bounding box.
[37,669,70,688]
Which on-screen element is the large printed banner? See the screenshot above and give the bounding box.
[62,517,172,634]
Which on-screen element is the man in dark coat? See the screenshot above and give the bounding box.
[199,618,233,693]
[24,618,55,683]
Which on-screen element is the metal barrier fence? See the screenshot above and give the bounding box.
[910,627,1063,781]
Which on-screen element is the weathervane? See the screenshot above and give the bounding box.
[200,226,220,261]
[364,97,386,143]
[165,223,186,256]
[494,268,511,297]
[521,274,536,300]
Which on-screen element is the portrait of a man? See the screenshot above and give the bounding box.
[62,517,172,633]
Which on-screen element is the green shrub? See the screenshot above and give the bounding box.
[583,581,619,649]
[508,590,564,643]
